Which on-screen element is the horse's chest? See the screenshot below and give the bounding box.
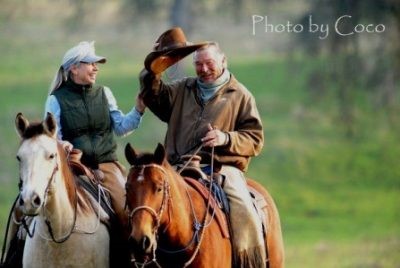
[23,230,109,268]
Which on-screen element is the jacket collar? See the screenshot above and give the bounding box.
[186,74,239,94]
[65,78,93,93]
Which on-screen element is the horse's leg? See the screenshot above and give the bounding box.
[247,179,285,268]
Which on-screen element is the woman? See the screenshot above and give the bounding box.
[2,41,141,267]
[45,41,145,228]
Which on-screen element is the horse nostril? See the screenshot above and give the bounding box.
[32,194,41,207]
[19,197,24,206]
[128,235,152,254]
[141,236,151,251]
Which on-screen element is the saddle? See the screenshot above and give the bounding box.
[68,149,104,182]
[67,149,114,220]
[68,149,130,267]
[178,155,269,240]
[184,177,230,239]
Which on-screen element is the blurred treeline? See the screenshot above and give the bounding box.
[295,0,399,138]
[1,0,398,139]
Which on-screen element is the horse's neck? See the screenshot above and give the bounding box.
[163,170,202,244]
[38,158,76,236]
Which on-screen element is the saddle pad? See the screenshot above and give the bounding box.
[184,177,230,239]
[76,175,115,223]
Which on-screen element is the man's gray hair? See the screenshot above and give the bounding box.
[194,42,224,56]
[193,42,227,68]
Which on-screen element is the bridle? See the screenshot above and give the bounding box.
[19,153,79,244]
[127,164,171,231]
[126,164,170,267]
[126,155,216,268]
[43,160,79,244]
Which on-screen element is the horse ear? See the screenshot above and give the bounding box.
[15,113,29,138]
[125,143,138,166]
[43,112,57,138]
[154,143,165,165]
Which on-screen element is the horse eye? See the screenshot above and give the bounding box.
[16,156,21,162]
[157,187,163,193]
[49,153,56,160]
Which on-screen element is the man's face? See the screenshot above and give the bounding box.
[194,48,224,84]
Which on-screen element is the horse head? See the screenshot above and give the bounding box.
[124,143,171,259]
[15,112,60,216]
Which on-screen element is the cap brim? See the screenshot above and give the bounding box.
[81,55,107,64]
[145,42,209,73]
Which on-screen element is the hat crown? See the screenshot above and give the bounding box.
[61,41,106,70]
[145,27,208,73]
[154,27,189,52]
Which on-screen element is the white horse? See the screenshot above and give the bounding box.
[15,112,110,268]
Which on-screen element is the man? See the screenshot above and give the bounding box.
[140,27,266,267]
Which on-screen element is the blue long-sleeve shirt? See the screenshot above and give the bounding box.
[45,86,143,140]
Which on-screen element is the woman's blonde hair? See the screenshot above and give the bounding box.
[48,66,69,94]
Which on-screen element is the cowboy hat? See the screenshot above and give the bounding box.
[144,27,209,73]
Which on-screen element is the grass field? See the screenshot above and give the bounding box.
[0,36,399,267]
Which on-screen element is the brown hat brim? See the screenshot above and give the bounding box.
[144,42,209,73]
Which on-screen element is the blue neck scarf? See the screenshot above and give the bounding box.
[197,69,230,102]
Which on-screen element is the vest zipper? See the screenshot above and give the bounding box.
[82,87,97,167]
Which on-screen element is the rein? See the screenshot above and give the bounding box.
[128,164,170,267]
[127,145,217,268]
[41,153,104,242]
[182,145,215,267]
[40,160,79,243]
[0,194,20,265]
[18,151,102,244]
[17,161,62,241]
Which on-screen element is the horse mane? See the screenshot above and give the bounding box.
[56,143,91,213]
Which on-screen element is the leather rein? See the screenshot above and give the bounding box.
[17,157,79,244]
[127,146,216,268]
[17,152,103,244]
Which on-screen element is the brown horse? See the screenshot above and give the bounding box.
[124,143,284,268]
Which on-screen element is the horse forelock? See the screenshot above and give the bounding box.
[21,121,51,139]
[132,152,160,166]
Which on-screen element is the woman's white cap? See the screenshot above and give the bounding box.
[61,41,106,70]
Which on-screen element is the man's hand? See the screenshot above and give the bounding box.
[135,94,146,114]
[139,68,162,92]
[201,123,229,147]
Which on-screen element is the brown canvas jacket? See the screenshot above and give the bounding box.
[140,70,264,171]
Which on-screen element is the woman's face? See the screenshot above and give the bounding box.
[70,62,99,85]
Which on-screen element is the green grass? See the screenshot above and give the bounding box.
[0,41,399,267]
